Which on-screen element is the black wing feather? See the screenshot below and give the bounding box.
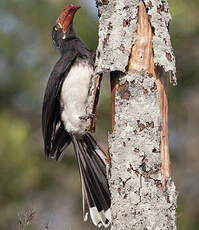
[42,53,77,157]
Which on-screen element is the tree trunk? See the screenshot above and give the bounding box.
[95,0,177,229]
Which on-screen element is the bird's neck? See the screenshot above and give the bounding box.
[59,23,78,55]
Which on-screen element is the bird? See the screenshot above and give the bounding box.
[42,4,111,228]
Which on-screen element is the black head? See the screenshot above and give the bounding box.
[52,4,80,52]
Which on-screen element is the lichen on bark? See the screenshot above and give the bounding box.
[108,71,177,229]
[95,0,177,229]
[143,0,177,85]
[95,0,140,73]
[95,0,177,85]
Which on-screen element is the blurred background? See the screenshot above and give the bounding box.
[0,0,198,229]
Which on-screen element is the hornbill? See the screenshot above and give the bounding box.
[42,4,111,228]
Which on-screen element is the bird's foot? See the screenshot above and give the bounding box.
[79,113,96,121]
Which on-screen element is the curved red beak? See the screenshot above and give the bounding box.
[58,4,81,33]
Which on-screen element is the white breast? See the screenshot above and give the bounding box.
[60,59,93,135]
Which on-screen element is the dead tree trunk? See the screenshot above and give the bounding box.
[95,0,177,229]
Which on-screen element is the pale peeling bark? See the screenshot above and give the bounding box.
[95,0,140,73]
[109,71,176,229]
[95,0,176,85]
[144,0,177,85]
[95,0,177,229]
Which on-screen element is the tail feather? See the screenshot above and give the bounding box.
[50,122,71,160]
[82,139,110,210]
[71,137,90,219]
[86,133,107,162]
[77,139,107,211]
[82,137,107,187]
[78,143,110,227]
[80,139,109,211]
[72,134,111,228]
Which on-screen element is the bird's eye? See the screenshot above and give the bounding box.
[52,25,58,32]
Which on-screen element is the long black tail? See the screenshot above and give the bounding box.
[72,133,111,228]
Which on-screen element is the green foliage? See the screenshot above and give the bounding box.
[0,112,35,202]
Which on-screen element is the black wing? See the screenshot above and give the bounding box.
[42,53,77,158]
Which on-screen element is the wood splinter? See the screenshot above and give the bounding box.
[88,74,102,132]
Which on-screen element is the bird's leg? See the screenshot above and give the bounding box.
[79,113,96,121]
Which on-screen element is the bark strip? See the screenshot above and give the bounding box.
[156,71,170,189]
[128,1,154,75]
[95,0,139,73]
[110,72,119,132]
[88,74,103,132]
[143,0,177,85]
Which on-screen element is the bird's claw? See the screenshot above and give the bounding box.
[79,113,96,120]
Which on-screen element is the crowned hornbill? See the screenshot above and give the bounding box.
[42,4,111,228]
